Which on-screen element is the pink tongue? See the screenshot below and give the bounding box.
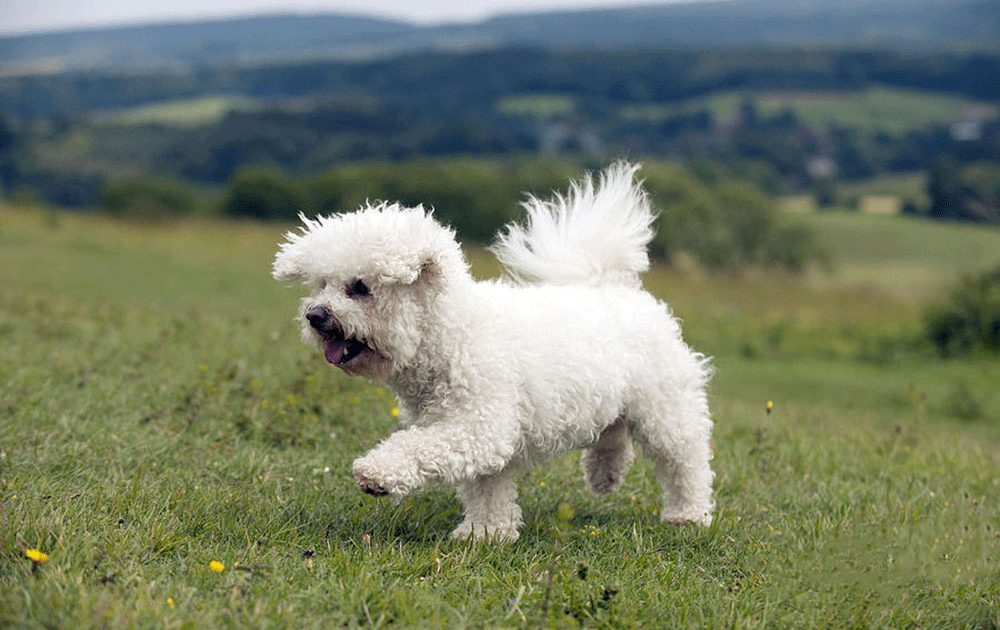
[324,340,350,364]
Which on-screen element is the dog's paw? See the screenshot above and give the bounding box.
[450,520,520,543]
[356,475,389,496]
[352,463,391,497]
[587,469,624,494]
[661,507,713,527]
[351,457,414,498]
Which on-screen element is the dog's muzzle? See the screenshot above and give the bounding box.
[306,305,336,333]
[305,305,370,366]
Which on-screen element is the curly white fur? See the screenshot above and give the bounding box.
[492,161,655,288]
[273,162,714,542]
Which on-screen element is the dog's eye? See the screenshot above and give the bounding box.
[345,278,371,299]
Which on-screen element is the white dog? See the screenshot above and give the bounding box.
[273,163,714,541]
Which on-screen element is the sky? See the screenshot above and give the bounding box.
[0,0,663,35]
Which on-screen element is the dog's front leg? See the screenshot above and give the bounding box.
[452,468,522,542]
[351,413,519,498]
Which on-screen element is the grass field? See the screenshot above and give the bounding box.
[497,94,577,119]
[620,87,995,135]
[96,96,258,128]
[800,210,1000,298]
[840,172,928,206]
[1,205,998,627]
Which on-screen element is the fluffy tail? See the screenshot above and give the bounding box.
[491,162,655,287]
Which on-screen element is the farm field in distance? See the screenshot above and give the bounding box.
[95,96,259,128]
[618,87,996,134]
[0,204,997,627]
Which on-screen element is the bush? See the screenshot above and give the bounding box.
[927,159,1000,224]
[764,222,826,273]
[644,163,822,271]
[925,266,1000,357]
[99,177,196,219]
[943,381,985,421]
[305,159,577,242]
[813,177,838,209]
[220,168,305,220]
[900,198,922,217]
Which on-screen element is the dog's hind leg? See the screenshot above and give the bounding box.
[451,468,522,542]
[581,416,634,494]
[629,378,714,526]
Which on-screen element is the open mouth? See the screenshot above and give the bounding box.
[322,336,369,366]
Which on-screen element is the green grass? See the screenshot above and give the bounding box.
[621,87,995,135]
[840,172,927,201]
[798,211,1000,298]
[497,94,576,118]
[1,205,998,627]
[98,96,257,128]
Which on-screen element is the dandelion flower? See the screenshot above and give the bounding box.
[166,597,175,609]
[390,407,400,418]
[766,400,774,414]
[539,481,547,488]
[209,560,225,573]
[25,548,49,563]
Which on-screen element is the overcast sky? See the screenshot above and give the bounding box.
[0,0,668,35]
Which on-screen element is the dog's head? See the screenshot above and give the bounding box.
[273,203,467,379]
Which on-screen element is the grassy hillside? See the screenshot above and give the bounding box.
[497,94,576,119]
[1,205,997,627]
[2,0,995,73]
[621,87,995,135]
[754,88,992,135]
[800,210,1000,296]
[97,96,258,128]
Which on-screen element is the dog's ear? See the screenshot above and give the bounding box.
[377,255,440,286]
[272,248,306,283]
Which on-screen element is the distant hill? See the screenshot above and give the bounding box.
[0,14,419,74]
[1,0,997,74]
[473,0,999,49]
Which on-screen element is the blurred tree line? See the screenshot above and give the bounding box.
[4,100,995,212]
[97,158,820,272]
[100,177,196,220]
[912,160,1000,224]
[3,48,997,118]
[1,47,997,212]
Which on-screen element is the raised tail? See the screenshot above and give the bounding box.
[491,162,655,287]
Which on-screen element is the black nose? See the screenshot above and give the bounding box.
[305,305,331,330]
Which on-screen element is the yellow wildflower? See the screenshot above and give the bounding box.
[209,560,225,573]
[539,481,547,488]
[556,502,575,522]
[25,548,49,563]
[766,400,774,414]
[166,597,175,609]
[390,407,400,418]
